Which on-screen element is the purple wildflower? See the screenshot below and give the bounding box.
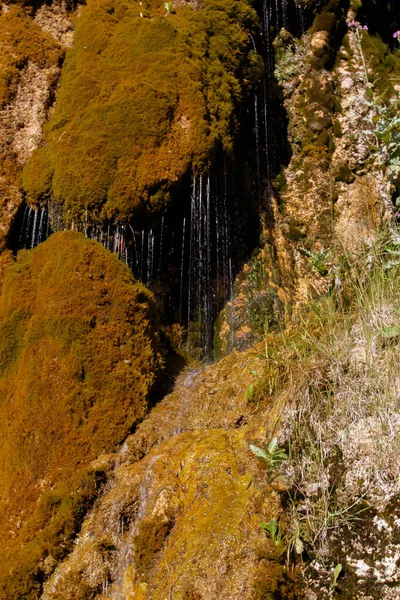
[363,25,368,31]
[394,30,400,39]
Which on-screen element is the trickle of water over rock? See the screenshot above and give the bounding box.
[109,454,162,599]
[173,368,201,435]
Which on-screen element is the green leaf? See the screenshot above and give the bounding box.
[380,325,400,338]
[332,563,342,587]
[245,384,254,400]
[294,536,304,554]
[249,444,268,461]
[267,437,278,454]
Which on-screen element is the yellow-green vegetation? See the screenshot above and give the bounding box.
[23,0,260,222]
[0,231,161,600]
[360,33,400,99]
[0,4,61,108]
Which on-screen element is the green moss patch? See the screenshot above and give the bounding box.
[23,0,260,223]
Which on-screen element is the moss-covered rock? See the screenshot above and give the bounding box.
[23,0,260,223]
[0,3,65,249]
[40,428,288,600]
[0,231,161,599]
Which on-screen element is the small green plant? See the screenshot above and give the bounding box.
[164,2,172,16]
[245,383,254,400]
[249,437,288,481]
[331,563,342,590]
[261,516,305,561]
[274,46,297,83]
[287,518,304,557]
[261,519,283,546]
[301,247,331,276]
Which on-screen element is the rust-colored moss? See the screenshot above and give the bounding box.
[0,231,161,599]
[23,0,260,223]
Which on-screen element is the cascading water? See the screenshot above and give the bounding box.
[254,0,308,195]
[18,205,50,249]
[109,453,162,599]
[10,0,309,360]
[13,168,238,360]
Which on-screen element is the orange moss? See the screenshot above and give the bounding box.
[0,231,161,599]
[134,516,174,574]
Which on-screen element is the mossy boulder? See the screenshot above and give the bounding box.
[0,231,161,599]
[23,0,260,223]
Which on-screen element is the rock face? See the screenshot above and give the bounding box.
[1,0,400,599]
[214,0,395,355]
[38,345,292,600]
[0,1,73,249]
[0,231,160,600]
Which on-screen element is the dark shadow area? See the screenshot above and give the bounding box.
[357,0,400,45]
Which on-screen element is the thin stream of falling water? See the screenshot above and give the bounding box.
[250,33,262,206]
[187,177,195,344]
[147,227,154,284]
[205,174,212,355]
[19,206,28,244]
[198,176,203,346]
[173,368,201,435]
[158,216,164,275]
[109,454,162,599]
[140,228,145,282]
[38,208,45,244]
[179,217,186,323]
[31,209,38,249]
[26,208,33,246]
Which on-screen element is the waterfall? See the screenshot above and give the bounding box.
[17,205,50,250]
[12,1,309,359]
[14,169,237,360]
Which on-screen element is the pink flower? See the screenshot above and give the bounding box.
[394,31,400,39]
[363,25,368,31]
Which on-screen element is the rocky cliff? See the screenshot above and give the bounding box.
[0,0,400,599]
